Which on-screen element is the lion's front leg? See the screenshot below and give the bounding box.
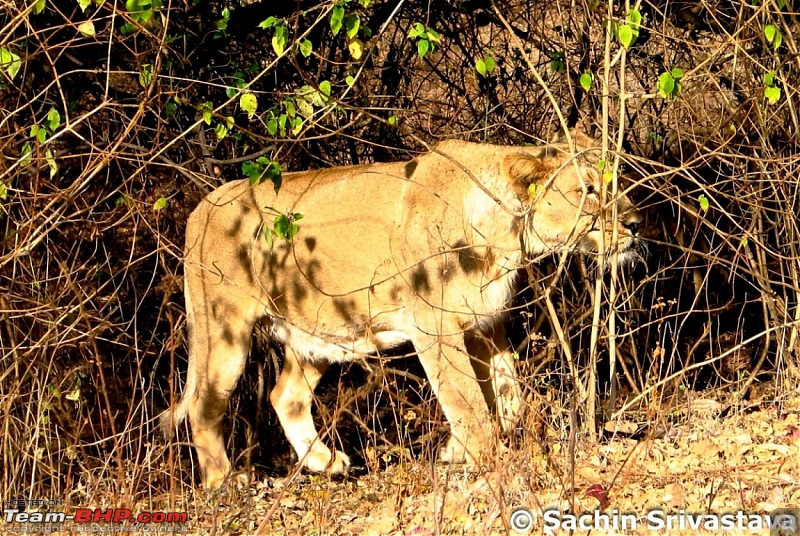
[411,325,496,466]
[490,346,522,432]
[465,324,523,433]
[270,347,351,474]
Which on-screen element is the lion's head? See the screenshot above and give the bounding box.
[503,134,643,262]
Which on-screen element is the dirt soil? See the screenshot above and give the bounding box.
[133,386,800,536]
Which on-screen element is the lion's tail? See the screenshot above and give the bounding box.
[159,269,198,441]
[158,367,196,441]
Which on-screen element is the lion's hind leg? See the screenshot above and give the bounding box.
[270,347,351,474]
[183,277,260,490]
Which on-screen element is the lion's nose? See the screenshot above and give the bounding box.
[621,210,643,235]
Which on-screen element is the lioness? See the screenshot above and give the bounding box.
[163,135,642,489]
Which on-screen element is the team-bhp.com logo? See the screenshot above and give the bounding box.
[4,505,189,532]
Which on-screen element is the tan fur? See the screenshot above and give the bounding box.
[161,138,643,489]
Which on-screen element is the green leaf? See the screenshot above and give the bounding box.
[319,80,331,97]
[264,160,282,191]
[243,158,282,191]
[214,122,228,139]
[475,58,487,76]
[266,116,278,136]
[330,6,344,36]
[78,21,96,36]
[139,64,153,88]
[164,100,177,118]
[278,114,288,136]
[388,115,397,126]
[34,0,46,14]
[272,25,287,56]
[417,39,430,59]
[119,23,136,35]
[670,67,684,79]
[296,98,313,118]
[34,125,48,143]
[45,149,57,178]
[764,24,776,43]
[273,214,303,240]
[476,56,495,76]
[626,8,642,28]
[658,71,675,99]
[47,109,61,130]
[303,83,326,106]
[258,16,277,29]
[698,194,709,211]
[408,22,425,39]
[549,51,565,72]
[285,99,296,118]
[527,183,538,199]
[740,236,749,247]
[0,48,22,80]
[345,75,355,86]
[243,160,259,182]
[618,24,634,47]
[426,28,441,44]
[78,0,92,11]
[274,214,290,239]
[20,142,32,168]
[262,222,274,251]
[348,38,364,59]
[216,8,230,31]
[240,92,258,118]
[360,0,370,6]
[298,39,313,58]
[579,71,593,91]
[345,13,360,39]
[0,180,7,201]
[765,85,781,105]
[764,71,775,86]
[126,0,158,23]
[290,116,303,136]
[763,24,782,49]
[153,197,168,211]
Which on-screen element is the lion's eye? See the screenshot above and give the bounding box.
[586,184,597,195]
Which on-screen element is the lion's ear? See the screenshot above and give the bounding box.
[552,129,597,149]
[503,153,558,202]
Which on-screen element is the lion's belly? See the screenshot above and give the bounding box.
[267,317,411,363]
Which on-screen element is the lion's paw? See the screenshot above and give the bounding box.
[302,446,351,475]
[439,437,470,465]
